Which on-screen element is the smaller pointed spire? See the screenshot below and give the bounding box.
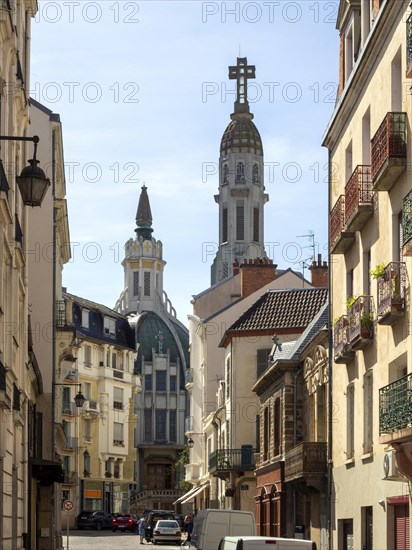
[135,184,153,239]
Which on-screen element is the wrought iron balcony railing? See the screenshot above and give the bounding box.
[371,112,407,190]
[64,436,78,450]
[284,442,327,483]
[402,189,412,256]
[377,262,406,325]
[348,295,374,350]
[208,447,256,474]
[344,165,373,231]
[379,373,412,435]
[333,315,354,364]
[63,471,78,484]
[330,195,345,247]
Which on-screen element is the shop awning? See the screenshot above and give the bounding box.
[174,481,209,505]
[31,458,64,485]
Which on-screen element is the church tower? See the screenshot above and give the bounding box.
[211,57,269,285]
[115,185,189,512]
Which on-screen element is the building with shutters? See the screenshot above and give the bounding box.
[115,185,189,515]
[323,0,412,547]
[56,291,139,528]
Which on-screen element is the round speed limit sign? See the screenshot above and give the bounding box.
[63,500,73,511]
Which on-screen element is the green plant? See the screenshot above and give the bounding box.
[175,445,191,467]
[369,263,387,280]
[361,311,373,329]
[346,296,358,310]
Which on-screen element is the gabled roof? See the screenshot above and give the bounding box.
[228,287,327,332]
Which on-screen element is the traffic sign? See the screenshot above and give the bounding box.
[63,500,73,511]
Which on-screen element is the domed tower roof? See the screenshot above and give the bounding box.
[220,115,263,156]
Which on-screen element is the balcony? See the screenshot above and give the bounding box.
[402,190,412,256]
[344,165,374,231]
[64,436,78,450]
[333,315,355,364]
[284,442,327,484]
[208,446,256,478]
[377,262,406,325]
[348,296,374,351]
[406,13,412,78]
[330,195,355,254]
[371,112,407,191]
[379,373,412,443]
[62,401,76,415]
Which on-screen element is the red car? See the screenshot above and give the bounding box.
[111,513,138,532]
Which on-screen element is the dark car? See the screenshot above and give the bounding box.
[174,514,185,530]
[112,513,138,532]
[77,510,113,530]
[145,510,175,542]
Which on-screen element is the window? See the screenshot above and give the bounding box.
[169,410,176,442]
[144,272,151,296]
[236,162,245,182]
[361,506,373,550]
[253,163,259,182]
[256,349,270,379]
[253,206,259,242]
[133,271,139,297]
[263,407,269,460]
[144,409,152,442]
[391,48,402,112]
[13,383,20,411]
[104,316,116,337]
[145,373,152,391]
[362,107,371,165]
[81,309,90,328]
[222,207,228,243]
[347,269,354,300]
[363,372,373,454]
[83,419,92,442]
[113,387,123,410]
[363,250,371,297]
[155,410,166,441]
[84,382,91,400]
[274,398,281,456]
[170,375,176,392]
[83,451,90,475]
[346,384,355,459]
[156,370,166,391]
[113,422,124,445]
[236,200,244,240]
[112,353,117,370]
[84,345,92,368]
[226,357,230,399]
[222,163,228,183]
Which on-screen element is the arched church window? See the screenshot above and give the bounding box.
[253,163,259,182]
[236,162,245,182]
[222,164,229,183]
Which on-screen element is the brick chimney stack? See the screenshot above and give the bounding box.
[309,254,328,288]
[239,258,277,298]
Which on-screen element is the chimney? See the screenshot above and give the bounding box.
[240,258,277,298]
[309,254,328,288]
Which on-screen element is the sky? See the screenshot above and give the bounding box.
[30,0,340,327]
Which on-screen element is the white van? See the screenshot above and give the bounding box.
[189,510,256,550]
[217,536,317,550]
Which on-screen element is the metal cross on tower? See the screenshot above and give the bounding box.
[228,57,255,114]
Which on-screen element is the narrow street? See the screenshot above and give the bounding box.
[64,530,186,550]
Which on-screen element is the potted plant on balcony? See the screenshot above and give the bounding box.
[360,311,374,337]
[370,263,387,280]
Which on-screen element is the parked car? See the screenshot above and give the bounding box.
[112,513,138,532]
[218,537,317,550]
[153,519,182,545]
[77,510,113,530]
[145,510,176,542]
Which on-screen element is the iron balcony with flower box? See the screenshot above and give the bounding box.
[208,446,256,478]
[347,295,374,351]
[376,262,406,326]
[333,315,355,364]
[379,373,412,445]
[284,442,327,490]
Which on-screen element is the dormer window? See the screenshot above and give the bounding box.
[104,316,116,337]
[81,309,90,329]
[344,10,361,83]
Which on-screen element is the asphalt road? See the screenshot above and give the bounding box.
[64,529,187,550]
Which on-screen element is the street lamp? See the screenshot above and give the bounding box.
[0,135,50,206]
[186,434,204,449]
[54,383,86,408]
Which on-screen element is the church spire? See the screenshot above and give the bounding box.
[135,184,153,239]
[228,57,256,118]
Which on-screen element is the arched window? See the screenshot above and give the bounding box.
[236,162,245,182]
[253,163,259,182]
[222,164,229,183]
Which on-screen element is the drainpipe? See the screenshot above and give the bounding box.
[327,148,333,550]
